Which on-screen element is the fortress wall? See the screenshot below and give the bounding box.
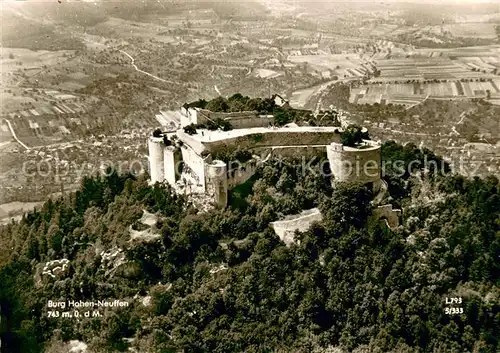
[328,143,381,185]
[188,108,198,125]
[228,159,259,189]
[181,144,206,188]
[148,137,165,184]
[181,114,190,127]
[229,115,274,129]
[271,209,323,246]
[373,204,401,228]
[204,131,342,154]
[198,110,273,129]
[177,130,206,154]
[205,160,228,208]
[199,109,258,120]
[269,145,327,159]
[164,147,181,187]
[180,107,199,127]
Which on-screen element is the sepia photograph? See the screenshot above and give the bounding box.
[0,0,499,352]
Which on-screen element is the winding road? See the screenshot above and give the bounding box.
[119,50,176,85]
[80,35,177,85]
[291,76,361,111]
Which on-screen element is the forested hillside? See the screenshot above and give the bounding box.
[0,142,499,353]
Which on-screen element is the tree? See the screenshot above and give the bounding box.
[320,182,372,233]
[340,125,368,147]
[274,108,292,126]
[183,124,197,135]
[205,96,229,112]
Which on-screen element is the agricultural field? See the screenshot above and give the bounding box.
[319,33,371,50]
[0,201,44,221]
[1,47,127,111]
[398,46,500,78]
[451,13,500,23]
[461,81,499,97]
[253,68,284,79]
[350,79,500,105]
[359,24,400,38]
[289,54,365,71]
[369,57,497,82]
[432,23,498,40]
[2,87,92,115]
[92,14,220,40]
[91,17,170,40]
[0,90,39,113]
[412,45,500,60]
[288,54,373,78]
[1,48,74,74]
[458,58,498,72]
[0,123,13,145]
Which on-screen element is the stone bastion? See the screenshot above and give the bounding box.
[327,140,382,192]
[176,126,343,155]
[154,127,382,207]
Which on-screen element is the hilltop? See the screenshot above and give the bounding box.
[0,142,498,353]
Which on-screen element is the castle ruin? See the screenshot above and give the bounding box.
[148,103,385,210]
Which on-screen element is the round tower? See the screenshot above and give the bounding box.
[326,141,381,192]
[164,143,181,187]
[205,159,228,208]
[148,135,165,184]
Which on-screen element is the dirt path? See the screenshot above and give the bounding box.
[119,49,177,85]
[3,119,30,150]
[406,94,430,111]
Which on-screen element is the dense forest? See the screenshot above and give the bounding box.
[0,141,499,353]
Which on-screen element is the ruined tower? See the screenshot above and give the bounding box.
[148,135,165,184]
[163,142,182,187]
[205,159,228,208]
[326,141,382,193]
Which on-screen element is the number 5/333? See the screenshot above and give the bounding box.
[445,307,463,315]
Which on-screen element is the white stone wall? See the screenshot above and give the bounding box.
[148,137,164,184]
[205,160,228,207]
[374,204,401,228]
[164,147,180,187]
[229,115,274,129]
[204,129,342,153]
[327,141,381,187]
[181,144,206,189]
[176,130,206,154]
[180,107,199,127]
[271,209,323,246]
[227,160,259,189]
